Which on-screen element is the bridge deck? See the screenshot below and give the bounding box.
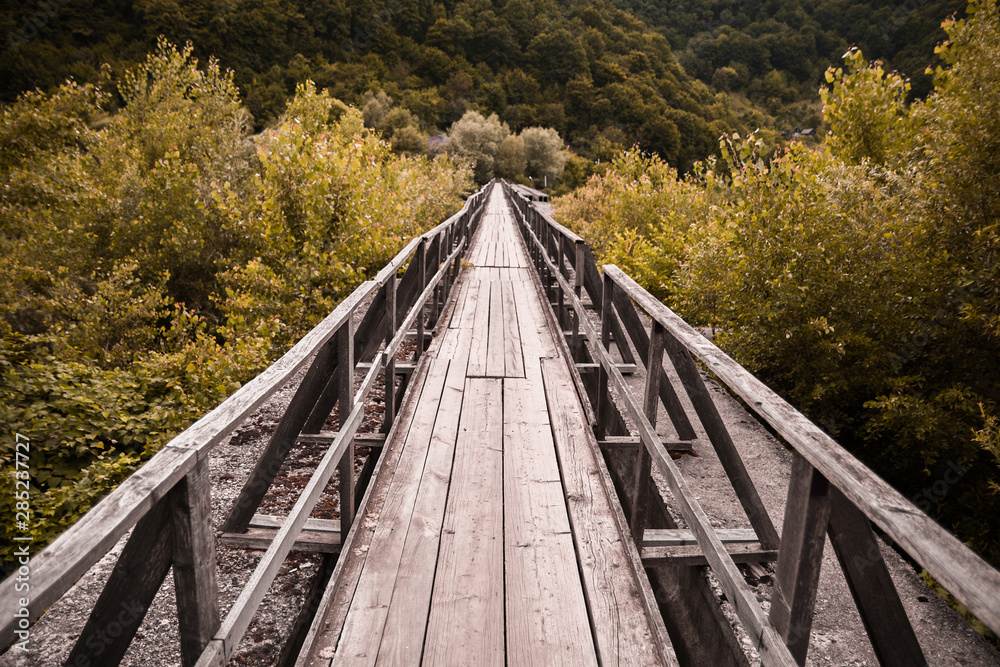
[305,186,669,666]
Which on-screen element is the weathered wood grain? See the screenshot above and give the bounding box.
[602,264,1000,637]
[504,377,598,666]
[826,487,926,666]
[541,358,677,667]
[422,377,505,667]
[171,458,221,667]
[770,455,831,663]
[375,325,473,665]
[333,357,451,666]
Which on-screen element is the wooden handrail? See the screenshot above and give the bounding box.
[505,187,797,665]
[601,265,1000,637]
[502,180,1000,665]
[0,182,492,658]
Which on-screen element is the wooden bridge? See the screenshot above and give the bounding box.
[3,182,1000,666]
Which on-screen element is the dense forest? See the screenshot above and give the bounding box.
[2,0,743,172]
[616,0,964,100]
[556,0,1000,596]
[0,41,472,572]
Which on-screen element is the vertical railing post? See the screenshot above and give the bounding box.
[770,453,831,664]
[596,273,616,440]
[383,275,397,433]
[432,233,443,324]
[631,320,665,544]
[171,458,221,667]
[572,239,584,358]
[415,238,427,361]
[338,317,356,542]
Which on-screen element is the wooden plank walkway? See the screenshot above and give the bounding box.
[302,185,674,666]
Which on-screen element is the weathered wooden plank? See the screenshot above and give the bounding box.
[770,455,831,664]
[383,277,397,433]
[826,487,926,667]
[171,458,221,667]
[448,278,469,328]
[297,433,387,448]
[333,358,452,666]
[540,357,677,666]
[598,436,693,451]
[631,321,666,544]
[503,377,598,666]
[602,264,1000,636]
[423,378,505,667]
[466,280,491,377]
[375,323,474,665]
[644,528,760,546]
[338,320,357,541]
[296,347,439,667]
[485,279,506,377]
[218,528,340,553]
[64,496,174,667]
[501,280,525,378]
[641,543,778,566]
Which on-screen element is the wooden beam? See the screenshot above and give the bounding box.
[575,361,638,375]
[296,432,387,448]
[171,458,221,667]
[64,497,174,667]
[770,455,831,664]
[338,319,356,537]
[631,320,666,545]
[383,275,397,433]
[643,528,761,547]
[598,436,693,451]
[827,487,926,667]
[219,527,341,554]
[642,543,778,566]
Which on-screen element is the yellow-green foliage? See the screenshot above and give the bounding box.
[553,0,1000,567]
[555,149,708,300]
[0,41,472,572]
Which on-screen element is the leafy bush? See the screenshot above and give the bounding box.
[554,0,1000,568]
[0,40,472,574]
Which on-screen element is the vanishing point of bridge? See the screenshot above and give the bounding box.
[301,189,669,666]
[2,183,1000,667]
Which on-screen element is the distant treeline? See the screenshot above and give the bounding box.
[5,0,961,177]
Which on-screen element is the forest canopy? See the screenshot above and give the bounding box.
[555,0,1000,573]
[2,0,806,172]
[0,40,472,572]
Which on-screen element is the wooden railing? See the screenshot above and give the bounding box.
[0,183,491,666]
[502,182,1000,667]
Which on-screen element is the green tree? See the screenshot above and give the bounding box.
[447,109,510,183]
[521,126,567,186]
[496,133,527,179]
